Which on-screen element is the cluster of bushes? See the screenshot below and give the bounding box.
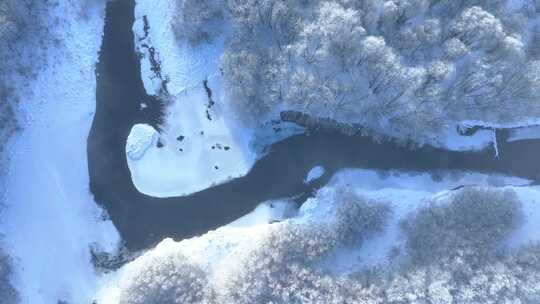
[174,0,540,145]
[0,0,59,157]
[117,185,540,303]
[401,186,523,265]
[0,0,22,157]
[118,252,208,304]
[172,0,225,45]
[0,250,18,304]
[0,3,24,301]
[0,1,19,42]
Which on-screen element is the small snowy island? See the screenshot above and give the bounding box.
[126,119,252,197]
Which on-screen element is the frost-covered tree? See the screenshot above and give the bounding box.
[170,0,540,145]
[0,249,18,304]
[0,1,19,42]
[0,0,76,159]
[172,0,225,45]
[118,252,208,304]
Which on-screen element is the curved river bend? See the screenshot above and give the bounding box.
[88,0,540,251]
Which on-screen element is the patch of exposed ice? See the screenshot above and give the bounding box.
[228,199,297,228]
[304,166,325,184]
[507,186,540,248]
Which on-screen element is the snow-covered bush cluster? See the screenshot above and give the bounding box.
[0,2,47,301]
[0,250,19,304]
[175,0,540,145]
[118,252,208,304]
[402,186,523,265]
[0,0,74,156]
[172,0,225,45]
[111,185,540,304]
[0,0,24,156]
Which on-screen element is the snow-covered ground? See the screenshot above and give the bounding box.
[95,168,540,302]
[0,2,120,303]
[128,0,256,197]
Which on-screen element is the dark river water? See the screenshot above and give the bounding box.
[88,0,540,251]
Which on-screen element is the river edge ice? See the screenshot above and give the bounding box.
[0,2,120,303]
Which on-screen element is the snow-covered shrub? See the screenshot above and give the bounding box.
[0,0,58,158]
[0,5,23,302]
[0,249,19,304]
[118,252,208,304]
[0,1,20,42]
[0,0,23,157]
[212,186,390,303]
[0,84,18,158]
[401,186,523,264]
[0,0,89,161]
[210,0,540,144]
[173,0,225,45]
[333,187,391,245]
[381,244,540,303]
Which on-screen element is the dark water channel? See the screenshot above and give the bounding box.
[88,0,540,251]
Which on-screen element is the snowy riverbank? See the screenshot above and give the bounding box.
[0,2,120,303]
[95,167,540,302]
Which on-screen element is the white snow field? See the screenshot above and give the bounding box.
[228,199,297,228]
[0,2,120,303]
[95,168,540,302]
[127,0,256,197]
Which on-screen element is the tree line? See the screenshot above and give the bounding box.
[174,0,540,146]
